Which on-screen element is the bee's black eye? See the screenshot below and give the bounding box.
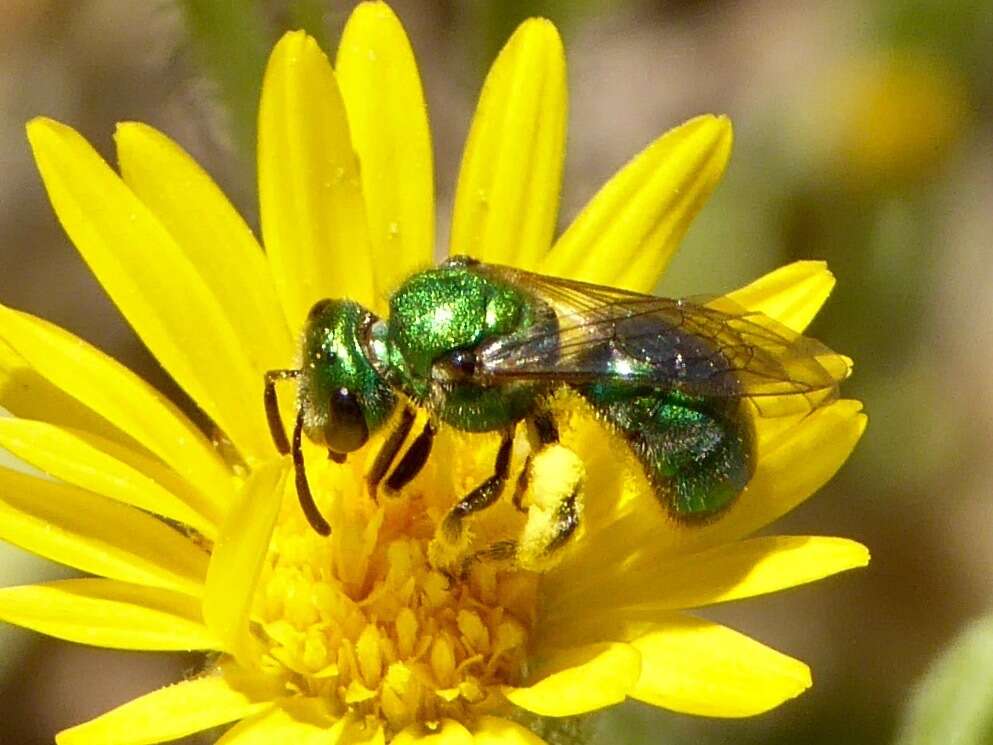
[325,387,368,453]
[446,349,477,379]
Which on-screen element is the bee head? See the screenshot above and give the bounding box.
[298,299,396,455]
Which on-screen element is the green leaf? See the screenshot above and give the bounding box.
[895,614,993,745]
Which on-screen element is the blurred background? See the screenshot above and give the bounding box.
[1,1,992,743]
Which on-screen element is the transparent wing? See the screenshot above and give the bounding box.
[469,263,850,417]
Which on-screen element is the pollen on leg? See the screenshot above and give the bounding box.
[517,444,586,572]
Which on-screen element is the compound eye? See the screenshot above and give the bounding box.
[325,387,369,453]
[444,348,478,379]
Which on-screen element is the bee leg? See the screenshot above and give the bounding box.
[511,455,532,512]
[366,405,416,501]
[384,419,436,492]
[531,410,560,446]
[513,410,560,511]
[538,485,582,556]
[441,426,515,544]
[455,539,519,579]
[292,411,331,536]
[515,442,585,572]
[264,368,300,455]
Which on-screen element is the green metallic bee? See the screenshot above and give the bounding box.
[265,255,846,563]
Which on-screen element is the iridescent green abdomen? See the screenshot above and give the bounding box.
[385,259,555,431]
[580,383,754,519]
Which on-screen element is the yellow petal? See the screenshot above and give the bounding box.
[629,615,811,717]
[56,668,275,745]
[724,260,836,333]
[215,701,339,745]
[0,578,220,651]
[204,461,287,662]
[0,418,219,538]
[633,535,869,609]
[544,537,869,630]
[115,122,293,375]
[450,18,566,269]
[258,30,374,330]
[336,2,434,305]
[26,117,272,462]
[0,466,208,596]
[0,338,132,445]
[391,720,473,745]
[714,399,867,545]
[546,396,866,596]
[473,716,547,745]
[0,305,232,509]
[504,641,641,716]
[332,715,384,745]
[544,115,732,290]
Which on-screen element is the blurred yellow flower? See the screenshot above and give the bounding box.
[828,48,970,187]
[0,2,867,743]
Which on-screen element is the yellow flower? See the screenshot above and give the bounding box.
[814,48,970,189]
[0,3,868,743]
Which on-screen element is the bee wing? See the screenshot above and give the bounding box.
[470,263,849,417]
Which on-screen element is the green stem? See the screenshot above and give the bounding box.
[177,0,270,179]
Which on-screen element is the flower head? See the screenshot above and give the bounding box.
[0,3,867,743]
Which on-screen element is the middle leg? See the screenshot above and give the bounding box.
[469,408,586,573]
[366,405,417,500]
[440,425,516,544]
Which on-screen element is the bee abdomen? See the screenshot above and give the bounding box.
[580,384,755,520]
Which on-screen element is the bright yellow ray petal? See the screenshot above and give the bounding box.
[391,720,473,745]
[204,461,286,662]
[26,117,272,462]
[215,701,341,744]
[55,668,277,745]
[542,537,869,629]
[544,115,732,290]
[503,641,641,716]
[0,339,135,446]
[472,716,547,745]
[628,535,869,609]
[0,578,220,651]
[336,2,434,307]
[0,305,232,509]
[450,18,566,269]
[712,399,867,545]
[0,418,219,538]
[629,615,811,717]
[259,30,374,330]
[0,467,209,597]
[545,395,866,600]
[724,260,836,333]
[115,122,293,375]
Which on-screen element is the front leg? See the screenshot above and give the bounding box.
[384,418,436,493]
[367,405,416,500]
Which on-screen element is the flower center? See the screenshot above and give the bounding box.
[251,435,541,734]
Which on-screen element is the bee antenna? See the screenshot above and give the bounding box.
[292,411,332,536]
[264,369,301,455]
